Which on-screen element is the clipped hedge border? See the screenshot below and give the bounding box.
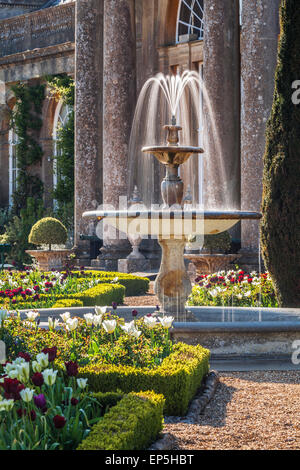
[46,270,150,296]
[77,391,165,451]
[79,343,210,416]
[6,283,125,310]
[52,299,84,308]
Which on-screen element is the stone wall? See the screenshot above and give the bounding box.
[0,0,45,20]
[0,1,75,57]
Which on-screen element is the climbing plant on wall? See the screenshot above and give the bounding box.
[46,74,75,233]
[3,82,46,267]
[10,82,45,215]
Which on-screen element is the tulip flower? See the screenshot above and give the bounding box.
[0,309,7,326]
[36,353,49,369]
[93,314,103,327]
[53,415,66,429]
[48,317,59,331]
[0,399,14,412]
[25,311,39,322]
[144,316,157,329]
[158,316,174,329]
[60,312,71,323]
[84,313,94,326]
[102,320,117,334]
[34,394,47,409]
[77,378,88,389]
[20,388,34,403]
[66,318,78,332]
[32,361,42,373]
[95,306,106,316]
[42,369,58,386]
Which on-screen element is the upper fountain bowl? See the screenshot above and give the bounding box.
[142,124,204,167]
[142,145,204,167]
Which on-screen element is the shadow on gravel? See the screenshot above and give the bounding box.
[195,381,238,428]
[221,370,300,385]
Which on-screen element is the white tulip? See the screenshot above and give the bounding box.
[143,316,157,329]
[66,318,78,331]
[84,313,94,326]
[77,378,88,389]
[17,362,30,382]
[95,306,106,316]
[25,311,39,322]
[42,369,58,386]
[20,388,34,403]
[158,316,174,329]
[60,312,71,323]
[93,314,103,327]
[36,352,49,369]
[32,360,42,373]
[0,309,7,324]
[102,319,117,334]
[0,399,14,412]
[129,328,142,340]
[48,317,60,330]
[120,321,135,334]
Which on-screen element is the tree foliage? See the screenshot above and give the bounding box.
[260,0,300,307]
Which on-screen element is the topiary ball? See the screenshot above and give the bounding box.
[28,217,68,248]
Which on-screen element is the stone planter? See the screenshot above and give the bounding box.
[185,253,241,277]
[26,250,73,271]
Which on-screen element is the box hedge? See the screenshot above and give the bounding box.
[77,391,165,451]
[79,343,210,416]
[52,299,84,308]
[76,271,150,297]
[38,283,125,307]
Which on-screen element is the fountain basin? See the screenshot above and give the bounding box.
[83,210,262,238]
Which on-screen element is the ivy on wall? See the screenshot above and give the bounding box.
[1,82,46,267]
[46,74,75,233]
[10,82,45,216]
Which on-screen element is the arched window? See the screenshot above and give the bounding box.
[52,101,72,190]
[176,0,204,43]
[8,128,19,207]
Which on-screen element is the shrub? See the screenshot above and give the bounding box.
[52,299,84,308]
[260,0,300,307]
[77,391,165,450]
[68,283,125,307]
[28,217,67,250]
[76,272,150,297]
[78,343,210,416]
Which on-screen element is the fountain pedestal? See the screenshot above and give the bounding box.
[155,236,192,316]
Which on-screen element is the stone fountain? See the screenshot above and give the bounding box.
[83,122,261,320]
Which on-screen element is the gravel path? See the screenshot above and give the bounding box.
[124,281,159,307]
[164,371,300,450]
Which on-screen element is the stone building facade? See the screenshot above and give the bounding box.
[0,0,280,269]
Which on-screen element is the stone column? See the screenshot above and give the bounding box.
[203,0,241,214]
[240,0,280,254]
[74,0,103,260]
[100,0,136,270]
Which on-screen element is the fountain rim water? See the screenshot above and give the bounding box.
[142,145,204,154]
[83,210,262,221]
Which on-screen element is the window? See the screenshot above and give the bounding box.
[8,128,19,207]
[176,0,204,43]
[52,101,72,190]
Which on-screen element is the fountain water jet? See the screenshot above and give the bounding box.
[83,72,262,320]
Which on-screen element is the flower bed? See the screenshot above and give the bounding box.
[0,349,164,450]
[0,269,149,309]
[1,309,210,416]
[188,270,278,308]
